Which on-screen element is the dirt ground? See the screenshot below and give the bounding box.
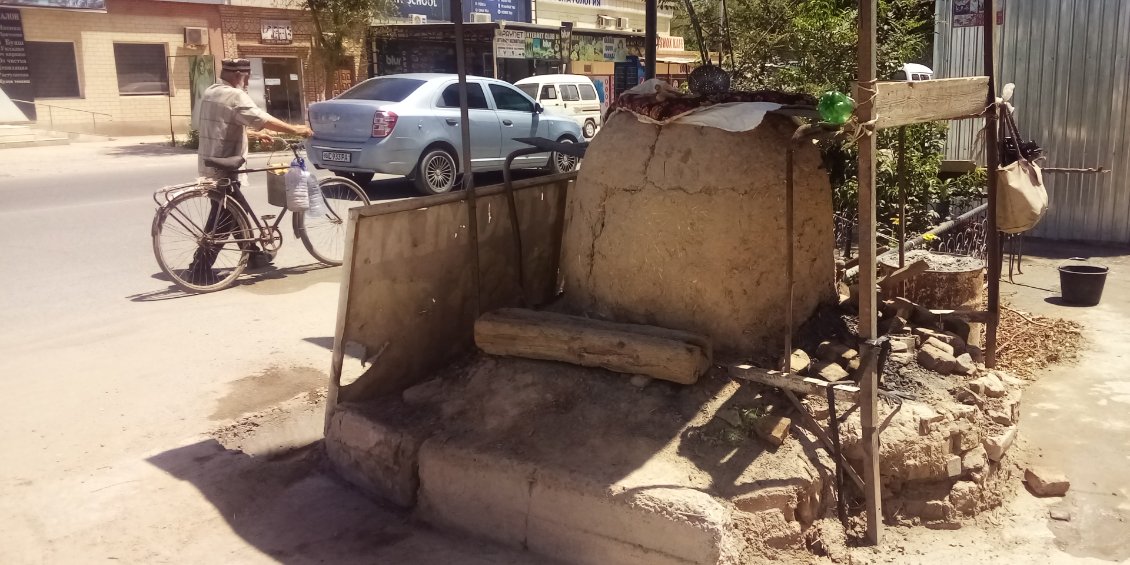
[843,239,1130,565]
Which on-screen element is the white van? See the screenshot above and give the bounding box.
[515,74,603,138]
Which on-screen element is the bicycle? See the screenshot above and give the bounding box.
[151,141,371,293]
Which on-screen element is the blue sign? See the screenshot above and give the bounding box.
[394,0,451,21]
[462,0,529,23]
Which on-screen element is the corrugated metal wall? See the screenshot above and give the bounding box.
[934,0,1130,242]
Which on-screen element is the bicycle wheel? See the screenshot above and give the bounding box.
[153,189,252,292]
[294,176,371,266]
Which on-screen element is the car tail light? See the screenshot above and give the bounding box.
[372,110,398,138]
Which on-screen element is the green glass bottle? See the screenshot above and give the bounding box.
[818,91,855,125]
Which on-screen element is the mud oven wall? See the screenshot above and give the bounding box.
[560,112,837,358]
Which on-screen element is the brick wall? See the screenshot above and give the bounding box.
[19,0,222,136]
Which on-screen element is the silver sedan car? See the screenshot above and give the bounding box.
[307,73,584,195]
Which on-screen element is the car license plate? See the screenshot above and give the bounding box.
[322,151,351,163]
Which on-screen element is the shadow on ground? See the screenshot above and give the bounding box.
[146,439,535,564]
[105,142,195,158]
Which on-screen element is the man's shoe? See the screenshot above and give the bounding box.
[180,267,219,286]
[248,251,275,269]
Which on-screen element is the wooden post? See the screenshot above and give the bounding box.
[984,0,1000,367]
[856,0,883,546]
[898,126,907,271]
[452,0,482,318]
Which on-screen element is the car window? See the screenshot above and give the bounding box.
[561,84,580,102]
[337,77,425,101]
[541,85,557,100]
[517,83,538,99]
[439,82,490,109]
[579,84,597,101]
[489,83,534,112]
[892,70,908,81]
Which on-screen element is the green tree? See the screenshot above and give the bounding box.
[300,0,395,98]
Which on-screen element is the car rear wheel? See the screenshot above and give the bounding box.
[583,120,597,139]
[413,148,458,195]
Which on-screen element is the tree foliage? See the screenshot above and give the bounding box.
[672,0,983,237]
[300,0,395,98]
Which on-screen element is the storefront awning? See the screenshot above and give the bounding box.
[656,56,698,64]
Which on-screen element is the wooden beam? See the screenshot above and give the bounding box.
[727,364,859,404]
[474,308,712,385]
[877,259,929,293]
[929,309,995,323]
[857,0,883,545]
[985,0,1001,368]
[872,77,991,129]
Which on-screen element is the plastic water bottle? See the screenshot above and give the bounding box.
[818,91,855,126]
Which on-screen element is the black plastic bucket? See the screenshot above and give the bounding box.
[1058,264,1109,306]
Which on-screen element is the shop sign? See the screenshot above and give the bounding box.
[657,35,684,50]
[395,0,451,22]
[555,0,601,5]
[0,0,104,10]
[463,0,529,23]
[523,30,558,60]
[494,29,525,59]
[0,7,34,122]
[261,20,293,45]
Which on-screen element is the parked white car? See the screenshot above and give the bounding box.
[515,74,603,139]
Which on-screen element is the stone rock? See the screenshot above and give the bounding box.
[754,415,792,447]
[887,297,918,319]
[918,406,946,435]
[630,375,652,388]
[749,509,803,550]
[984,427,1017,461]
[946,455,962,478]
[954,353,977,375]
[924,337,955,356]
[998,372,1025,386]
[814,362,850,382]
[1005,391,1022,424]
[970,374,1006,398]
[988,410,1012,426]
[817,341,858,364]
[948,421,981,452]
[1025,467,1070,497]
[846,358,861,371]
[917,343,957,374]
[890,334,916,351]
[789,349,811,374]
[890,340,910,354]
[733,486,798,520]
[1050,508,1072,522]
[942,331,968,354]
[402,378,445,406]
[962,445,987,473]
[717,407,743,428]
[889,352,914,366]
[950,404,977,422]
[949,481,981,515]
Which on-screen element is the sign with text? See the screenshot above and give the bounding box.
[260,20,293,45]
[952,0,1004,28]
[494,29,525,59]
[0,7,34,122]
[463,0,528,23]
[394,0,451,21]
[0,0,105,10]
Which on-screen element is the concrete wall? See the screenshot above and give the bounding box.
[559,112,837,358]
[20,0,222,136]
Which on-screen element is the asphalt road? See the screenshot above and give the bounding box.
[0,138,531,564]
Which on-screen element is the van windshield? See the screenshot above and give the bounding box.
[517,84,539,99]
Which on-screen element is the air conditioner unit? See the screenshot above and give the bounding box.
[410,14,428,24]
[597,15,615,28]
[184,27,207,48]
[471,12,492,23]
[616,17,629,29]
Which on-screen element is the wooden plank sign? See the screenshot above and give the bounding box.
[474,308,712,385]
[868,77,991,129]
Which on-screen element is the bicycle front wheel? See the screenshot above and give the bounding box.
[153,189,252,292]
[294,176,371,266]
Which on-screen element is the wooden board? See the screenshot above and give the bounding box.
[877,259,929,293]
[332,176,573,403]
[727,364,859,404]
[870,77,990,129]
[475,308,712,385]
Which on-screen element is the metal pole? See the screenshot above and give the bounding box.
[452,0,481,318]
[984,0,1001,367]
[856,0,882,546]
[645,0,657,79]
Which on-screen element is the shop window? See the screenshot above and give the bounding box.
[489,83,533,113]
[540,85,557,100]
[113,43,169,95]
[578,84,597,101]
[560,84,580,102]
[439,83,489,109]
[27,42,80,98]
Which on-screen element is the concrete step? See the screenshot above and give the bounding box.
[325,358,833,565]
[0,125,70,148]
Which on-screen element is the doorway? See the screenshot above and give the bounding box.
[260,58,304,124]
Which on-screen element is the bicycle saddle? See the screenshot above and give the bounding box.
[203,155,246,172]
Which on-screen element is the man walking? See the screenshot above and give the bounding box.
[186,58,312,284]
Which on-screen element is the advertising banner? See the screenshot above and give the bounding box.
[0,0,105,10]
[494,29,525,59]
[463,0,528,23]
[0,7,34,122]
